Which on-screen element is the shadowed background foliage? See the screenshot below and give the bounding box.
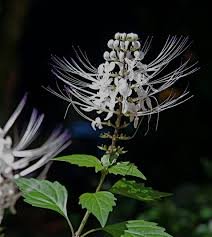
[0,1,211,237]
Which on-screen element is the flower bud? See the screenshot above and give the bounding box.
[114,32,120,40]
[132,41,141,49]
[113,39,119,49]
[103,51,110,61]
[127,33,134,41]
[110,51,117,60]
[121,33,127,41]
[132,33,138,41]
[107,39,114,49]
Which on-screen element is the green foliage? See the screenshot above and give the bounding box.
[103,220,172,237]
[79,191,116,227]
[103,222,126,237]
[108,162,146,180]
[110,179,171,202]
[54,154,104,172]
[140,184,212,237]
[16,178,68,218]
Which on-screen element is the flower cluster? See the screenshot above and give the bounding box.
[46,32,198,130]
[0,94,71,223]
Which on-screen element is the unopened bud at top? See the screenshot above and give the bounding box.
[114,32,121,40]
[127,33,138,41]
[107,39,114,49]
[121,33,127,41]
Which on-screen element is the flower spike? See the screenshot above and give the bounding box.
[0,94,71,223]
[46,32,198,130]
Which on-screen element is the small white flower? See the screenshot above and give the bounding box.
[0,94,71,222]
[46,32,198,130]
[91,117,103,130]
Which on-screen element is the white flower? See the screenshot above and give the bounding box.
[91,117,103,130]
[0,94,71,223]
[46,33,198,130]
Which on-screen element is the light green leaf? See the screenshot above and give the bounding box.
[16,178,68,217]
[110,179,172,202]
[54,154,103,172]
[108,162,146,180]
[103,220,172,237]
[79,191,116,227]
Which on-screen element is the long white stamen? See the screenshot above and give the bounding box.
[46,32,198,131]
[3,94,27,135]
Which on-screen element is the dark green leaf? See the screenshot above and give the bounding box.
[110,179,172,202]
[103,220,172,237]
[123,220,172,237]
[79,191,116,227]
[108,162,146,180]
[103,222,126,237]
[54,154,103,172]
[16,178,68,217]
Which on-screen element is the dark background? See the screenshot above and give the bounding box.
[0,2,211,237]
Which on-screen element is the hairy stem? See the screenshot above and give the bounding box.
[75,106,122,237]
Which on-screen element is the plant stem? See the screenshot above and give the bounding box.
[75,211,90,237]
[80,228,102,237]
[75,172,107,237]
[75,107,122,237]
[65,216,75,237]
[96,171,107,192]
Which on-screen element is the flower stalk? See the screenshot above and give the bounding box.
[44,32,199,237]
[75,104,123,237]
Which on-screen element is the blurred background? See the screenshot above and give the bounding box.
[0,1,212,237]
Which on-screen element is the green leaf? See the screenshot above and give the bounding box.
[103,220,172,237]
[110,179,172,202]
[103,222,126,237]
[108,162,146,180]
[16,178,68,217]
[54,154,103,172]
[123,220,172,237]
[79,191,116,227]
